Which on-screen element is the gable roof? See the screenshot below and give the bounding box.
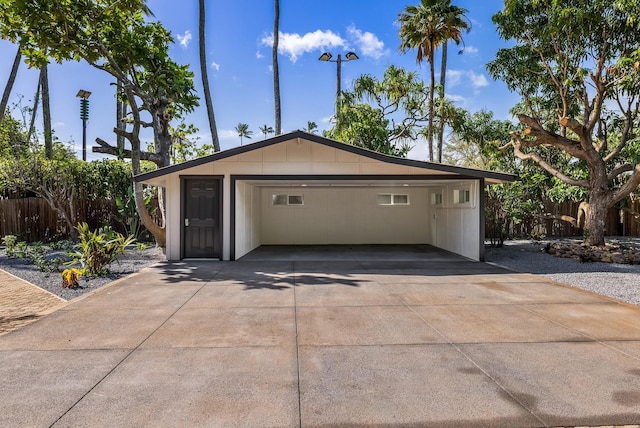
[134,130,516,184]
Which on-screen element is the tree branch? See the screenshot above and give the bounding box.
[611,165,640,205]
[535,213,578,227]
[92,137,163,165]
[559,116,586,141]
[603,109,633,163]
[504,136,590,187]
[514,114,587,160]
[608,164,634,181]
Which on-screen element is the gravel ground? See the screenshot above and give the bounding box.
[485,237,640,306]
[0,246,165,300]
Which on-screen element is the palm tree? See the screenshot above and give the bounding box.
[272,0,282,135]
[305,121,318,134]
[0,47,21,120]
[398,0,469,162]
[40,64,52,159]
[199,0,221,151]
[235,123,253,145]
[259,124,274,139]
[436,2,470,163]
[27,75,41,143]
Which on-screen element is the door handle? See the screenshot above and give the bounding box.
[184,218,190,227]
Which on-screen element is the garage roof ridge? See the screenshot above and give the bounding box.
[134,130,516,183]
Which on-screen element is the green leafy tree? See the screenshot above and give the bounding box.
[0,112,146,240]
[0,113,29,161]
[447,109,552,243]
[235,123,253,145]
[446,109,514,169]
[0,144,88,236]
[0,0,200,246]
[488,0,640,246]
[327,65,436,157]
[326,98,409,157]
[398,0,469,162]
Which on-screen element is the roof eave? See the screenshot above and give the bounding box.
[134,130,517,184]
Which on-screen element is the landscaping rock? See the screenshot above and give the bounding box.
[547,240,640,265]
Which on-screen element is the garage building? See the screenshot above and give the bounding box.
[135,131,515,261]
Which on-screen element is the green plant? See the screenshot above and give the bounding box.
[116,185,150,239]
[13,241,28,258]
[67,222,135,276]
[136,242,149,251]
[2,235,17,253]
[49,239,74,251]
[33,254,63,273]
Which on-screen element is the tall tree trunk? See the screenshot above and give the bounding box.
[437,42,448,163]
[199,0,221,152]
[151,97,173,228]
[427,47,435,162]
[0,48,21,120]
[123,87,166,246]
[40,65,53,159]
[116,80,125,151]
[27,76,41,143]
[273,0,282,135]
[584,195,609,247]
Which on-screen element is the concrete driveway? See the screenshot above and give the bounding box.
[2,245,640,427]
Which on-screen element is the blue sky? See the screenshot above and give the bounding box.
[0,0,519,162]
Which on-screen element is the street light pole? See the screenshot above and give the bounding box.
[319,51,358,113]
[336,54,342,109]
[76,89,91,161]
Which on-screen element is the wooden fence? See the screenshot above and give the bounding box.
[0,197,127,242]
[493,199,640,239]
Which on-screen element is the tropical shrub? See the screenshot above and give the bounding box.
[67,222,135,276]
[2,235,17,254]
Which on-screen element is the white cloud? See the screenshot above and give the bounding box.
[261,30,346,62]
[468,71,489,88]
[256,51,264,59]
[462,45,478,55]
[446,93,468,104]
[446,69,489,89]
[211,61,220,71]
[260,26,387,62]
[446,70,464,87]
[219,129,238,140]
[177,30,192,48]
[346,25,387,59]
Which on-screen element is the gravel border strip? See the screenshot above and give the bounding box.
[485,238,640,306]
[0,247,166,301]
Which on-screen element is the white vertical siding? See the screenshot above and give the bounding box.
[234,181,262,259]
[429,180,480,260]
